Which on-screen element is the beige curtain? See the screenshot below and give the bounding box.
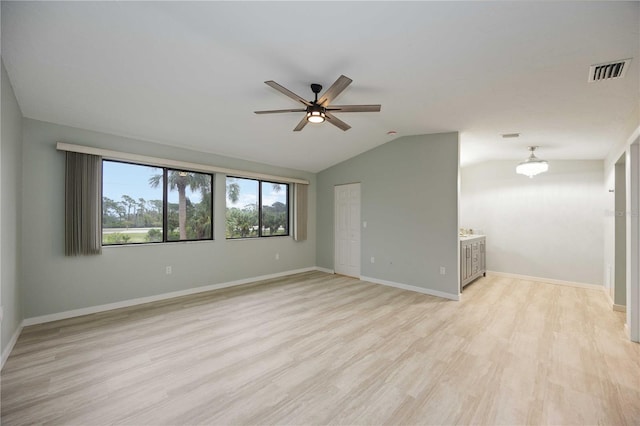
[293,183,308,241]
[65,152,102,256]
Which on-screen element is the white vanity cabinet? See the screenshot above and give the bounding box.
[460,235,486,290]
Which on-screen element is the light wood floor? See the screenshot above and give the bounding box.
[2,271,639,425]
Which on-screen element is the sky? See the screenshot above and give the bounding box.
[103,161,165,202]
[225,177,287,209]
[103,161,287,208]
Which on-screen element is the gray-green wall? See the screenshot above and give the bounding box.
[316,133,460,298]
[21,119,316,318]
[1,61,24,354]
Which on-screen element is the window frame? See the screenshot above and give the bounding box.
[225,176,290,240]
[102,159,214,246]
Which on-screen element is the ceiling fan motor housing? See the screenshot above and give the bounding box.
[310,83,323,95]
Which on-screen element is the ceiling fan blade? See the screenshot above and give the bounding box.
[325,112,351,131]
[318,75,352,106]
[254,108,306,114]
[264,81,311,106]
[293,115,308,132]
[326,105,381,113]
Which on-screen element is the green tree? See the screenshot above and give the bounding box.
[149,171,211,240]
[102,196,127,227]
[121,195,137,223]
[136,197,146,226]
[148,199,163,226]
[226,205,258,238]
[261,201,287,235]
[226,177,240,203]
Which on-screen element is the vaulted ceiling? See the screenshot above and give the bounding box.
[2,1,638,172]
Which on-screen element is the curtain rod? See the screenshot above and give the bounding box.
[56,142,310,185]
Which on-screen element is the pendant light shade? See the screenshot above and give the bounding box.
[516,146,549,178]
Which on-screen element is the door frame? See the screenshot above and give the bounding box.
[626,140,639,342]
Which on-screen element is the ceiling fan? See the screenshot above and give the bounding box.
[254,75,381,132]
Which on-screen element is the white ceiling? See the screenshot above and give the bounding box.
[2,1,639,172]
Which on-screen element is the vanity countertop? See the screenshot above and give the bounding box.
[459,234,485,241]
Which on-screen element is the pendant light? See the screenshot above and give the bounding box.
[516,146,549,178]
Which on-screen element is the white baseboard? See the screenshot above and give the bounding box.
[1,321,24,370]
[360,275,460,301]
[613,304,627,313]
[486,271,603,291]
[315,267,335,274]
[602,288,627,312]
[604,287,614,304]
[624,323,630,339]
[23,267,321,327]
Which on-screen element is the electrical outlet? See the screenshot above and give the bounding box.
[275,253,280,260]
[370,256,375,263]
[0,306,4,323]
[363,221,367,228]
[440,266,446,275]
[166,266,172,275]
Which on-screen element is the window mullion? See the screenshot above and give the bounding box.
[163,168,168,242]
[258,181,263,237]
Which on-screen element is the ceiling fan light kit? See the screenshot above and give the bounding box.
[306,109,326,123]
[516,146,549,178]
[255,75,381,131]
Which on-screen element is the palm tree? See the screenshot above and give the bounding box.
[149,171,211,240]
[226,178,240,203]
[226,178,282,204]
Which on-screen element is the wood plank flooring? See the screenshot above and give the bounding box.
[2,271,639,425]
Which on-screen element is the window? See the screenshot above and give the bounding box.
[225,177,288,238]
[102,160,213,245]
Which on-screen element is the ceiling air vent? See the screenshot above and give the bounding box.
[588,59,631,82]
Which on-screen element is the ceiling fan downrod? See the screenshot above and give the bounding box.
[310,83,323,104]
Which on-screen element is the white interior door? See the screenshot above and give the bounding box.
[335,183,361,278]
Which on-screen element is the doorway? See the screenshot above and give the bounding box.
[334,183,361,278]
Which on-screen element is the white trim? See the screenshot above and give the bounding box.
[1,321,23,370]
[605,125,640,171]
[604,287,615,307]
[626,141,640,342]
[56,142,309,185]
[625,323,630,339]
[314,267,335,274]
[486,271,603,291]
[360,275,460,301]
[604,287,628,312]
[23,267,317,327]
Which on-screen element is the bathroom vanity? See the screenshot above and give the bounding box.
[460,235,486,291]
